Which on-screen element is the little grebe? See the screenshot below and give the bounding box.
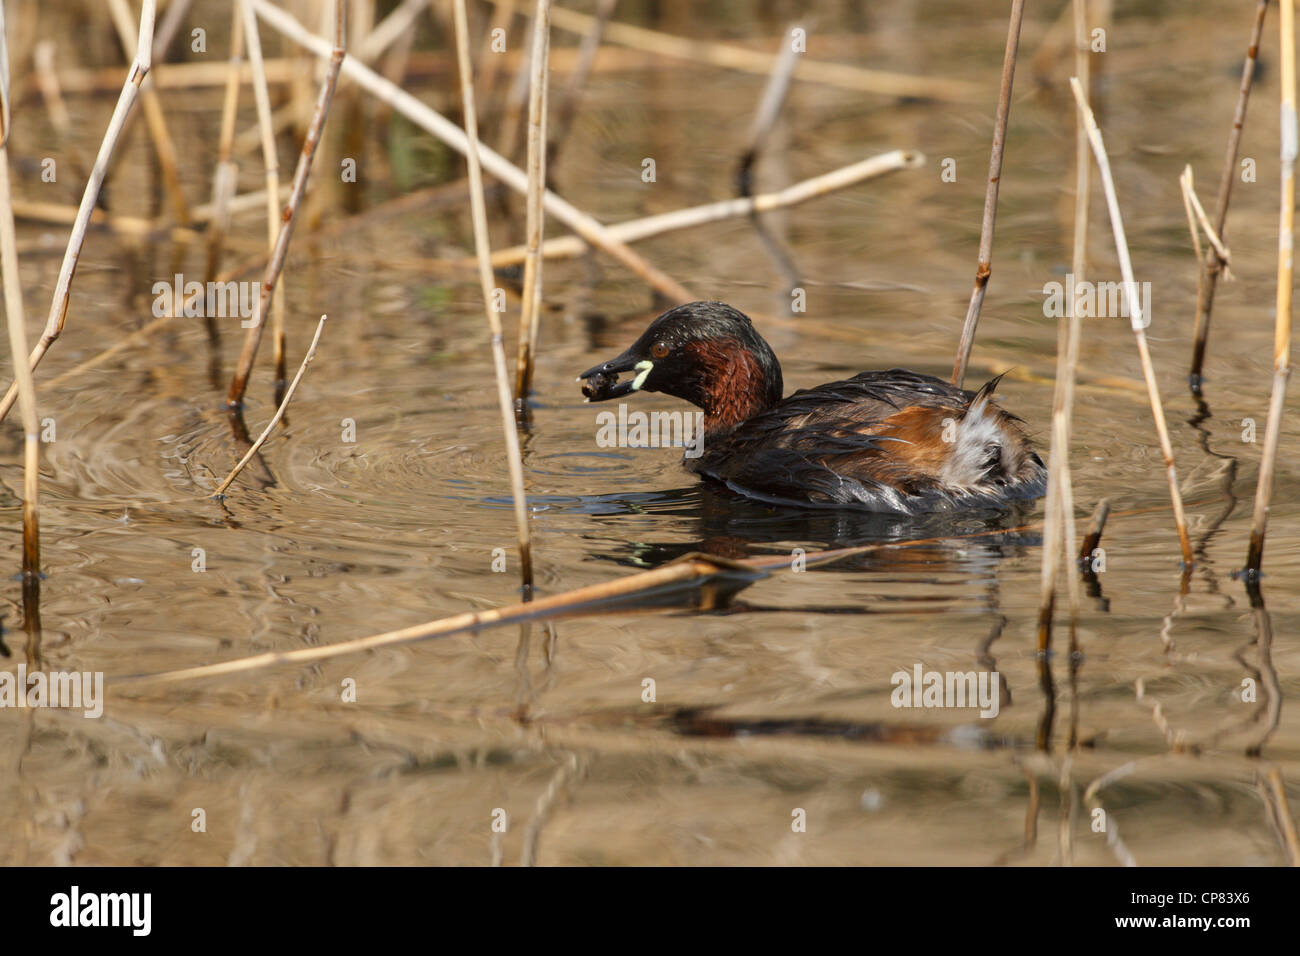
[578,301,1047,514]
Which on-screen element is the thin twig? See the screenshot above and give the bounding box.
[951,0,1025,388]
[452,0,535,593]
[1069,76,1195,568]
[1245,0,1295,576]
[212,316,327,497]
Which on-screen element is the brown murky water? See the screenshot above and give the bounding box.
[1,0,1298,865]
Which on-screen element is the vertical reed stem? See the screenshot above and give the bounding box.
[452,0,535,592]
[1245,0,1295,576]
[1190,0,1269,393]
[514,0,552,410]
[952,0,1025,388]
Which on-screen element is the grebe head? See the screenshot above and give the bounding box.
[577,301,783,429]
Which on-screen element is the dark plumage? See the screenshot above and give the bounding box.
[578,301,1047,514]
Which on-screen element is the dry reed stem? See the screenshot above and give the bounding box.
[212,316,327,497]
[475,0,517,110]
[0,10,40,586]
[205,3,245,297]
[736,22,800,197]
[515,0,552,405]
[106,0,190,229]
[240,0,289,401]
[481,149,922,266]
[1190,0,1269,391]
[250,0,692,303]
[227,1,346,409]
[1261,767,1300,865]
[530,0,981,102]
[0,0,156,426]
[357,0,430,63]
[951,0,1024,389]
[1246,0,1295,575]
[1179,165,1206,320]
[1181,170,1232,270]
[114,499,1211,688]
[452,0,535,592]
[1069,76,1195,568]
[548,0,617,165]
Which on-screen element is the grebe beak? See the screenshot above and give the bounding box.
[577,348,653,402]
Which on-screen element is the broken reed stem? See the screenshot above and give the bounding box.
[1182,171,1232,269]
[452,0,534,592]
[106,0,190,229]
[240,0,290,403]
[205,3,245,294]
[1262,767,1300,865]
[212,316,327,497]
[527,0,981,102]
[250,0,691,303]
[0,0,156,427]
[484,150,922,266]
[1070,76,1195,568]
[0,23,40,586]
[1180,166,1206,320]
[951,0,1025,388]
[227,1,346,409]
[736,21,800,197]
[515,0,552,406]
[1190,0,1269,392]
[548,0,616,165]
[1245,0,1295,576]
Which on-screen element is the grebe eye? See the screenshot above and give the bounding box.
[651,341,671,359]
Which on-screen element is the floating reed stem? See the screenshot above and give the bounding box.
[0,0,156,426]
[1070,76,1195,568]
[227,1,346,409]
[121,555,754,685]
[515,0,552,407]
[452,0,535,592]
[1190,0,1269,393]
[951,0,1025,388]
[0,9,41,592]
[1245,0,1295,577]
[240,0,290,405]
[212,316,327,497]
[250,0,691,303]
